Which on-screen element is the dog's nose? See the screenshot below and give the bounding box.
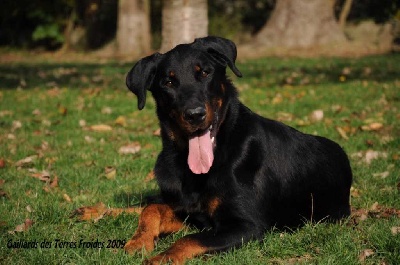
[184,106,207,124]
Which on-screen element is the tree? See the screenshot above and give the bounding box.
[255,0,347,48]
[160,0,208,52]
[116,0,151,57]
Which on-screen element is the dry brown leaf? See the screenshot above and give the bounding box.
[30,170,51,182]
[12,120,22,131]
[359,249,374,262]
[115,116,127,127]
[145,170,155,182]
[58,105,68,116]
[350,187,361,198]
[309,109,324,122]
[15,155,37,167]
[11,219,34,233]
[391,227,400,235]
[372,171,389,179]
[118,142,141,155]
[153,128,161,136]
[105,166,116,180]
[63,193,72,202]
[101,107,112,114]
[0,158,5,168]
[90,124,112,132]
[336,127,349,140]
[370,202,379,211]
[50,176,59,188]
[79,119,87,127]
[272,93,283,104]
[26,205,34,213]
[361,122,383,131]
[0,189,8,198]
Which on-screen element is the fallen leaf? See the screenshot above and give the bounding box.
[0,190,8,198]
[105,166,116,180]
[153,128,161,136]
[0,158,5,168]
[361,122,383,131]
[15,155,37,167]
[276,112,295,122]
[309,109,324,122]
[115,116,127,127]
[90,124,112,132]
[145,170,155,182]
[391,227,400,235]
[58,105,68,116]
[336,127,349,140]
[370,202,380,211]
[272,93,283,104]
[32,109,41,116]
[372,171,389,179]
[11,219,34,233]
[12,120,22,131]
[365,150,387,164]
[350,187,361,197]
[26,205,34,213]
[118,142,141,155]
[84,135,95,143]
[359,249,374,262]
[30,170,51,182]
[63,193,72,202]
[101,107,112,114]
[79,119,87,127]
[50,176,59,188]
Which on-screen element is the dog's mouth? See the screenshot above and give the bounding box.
[187,113,218,174]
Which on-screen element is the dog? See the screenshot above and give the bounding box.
[82,36,353,264]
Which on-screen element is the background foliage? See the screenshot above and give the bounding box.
[0,0,399,51]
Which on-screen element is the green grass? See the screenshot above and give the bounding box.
[1,54,399,264]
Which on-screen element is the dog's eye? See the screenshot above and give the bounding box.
[165,81,173,88]
[201,71,209,78]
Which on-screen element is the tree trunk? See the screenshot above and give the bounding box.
[160,0,208,53]
[255,0,347,48]
[339,0,354,29]
[116,0,151,57]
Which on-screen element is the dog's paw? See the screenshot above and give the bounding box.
[70,202,109,221]
[124,236,155,255]
[144,253,181,265]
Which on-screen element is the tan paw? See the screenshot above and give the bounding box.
[124,236,155,255]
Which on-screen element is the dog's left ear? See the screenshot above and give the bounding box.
[126,53,161,110]
[193,36,242,77]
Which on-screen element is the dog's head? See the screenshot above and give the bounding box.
[126,36,242,174]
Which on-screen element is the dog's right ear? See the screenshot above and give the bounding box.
[126,53,161,110]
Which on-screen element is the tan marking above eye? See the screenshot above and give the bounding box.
[194,65,201,72]
[169,71,175,77]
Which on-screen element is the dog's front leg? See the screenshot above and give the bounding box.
[124,204,184,254]
[145,223,259,264]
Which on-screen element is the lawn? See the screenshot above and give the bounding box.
[0,53,399,264]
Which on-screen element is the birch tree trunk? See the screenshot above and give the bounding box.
[116,0,151,57]
[160,0,208,53]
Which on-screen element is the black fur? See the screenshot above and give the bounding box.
[126,36,352,252]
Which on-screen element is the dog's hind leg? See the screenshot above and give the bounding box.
[124,204,185,254]
[145,222,261,264]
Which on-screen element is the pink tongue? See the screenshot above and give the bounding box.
[188,130,214,174]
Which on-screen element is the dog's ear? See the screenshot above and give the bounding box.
[126,53,161,110]
[193,36,242,77]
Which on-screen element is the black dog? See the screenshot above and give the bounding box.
[124,36,352,264]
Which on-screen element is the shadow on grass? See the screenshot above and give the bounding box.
[113,189,161,207]
[0,62,134,90]
[1,53,399,90]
